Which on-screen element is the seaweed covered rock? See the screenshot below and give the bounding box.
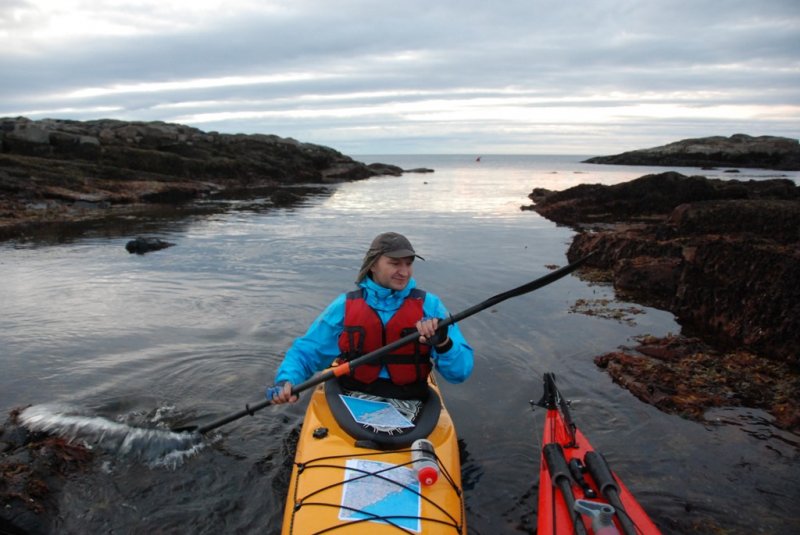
[527,171,800,426]
[595,335,800,432]
[1,408,93,534]
[529,172,800,363]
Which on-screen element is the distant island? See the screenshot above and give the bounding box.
[0,117,416,241]
[584,134,800,171]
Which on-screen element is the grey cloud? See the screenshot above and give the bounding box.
[1,0,798,153]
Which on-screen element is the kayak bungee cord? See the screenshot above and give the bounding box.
[176,253,595,435]
[288,449,463,534]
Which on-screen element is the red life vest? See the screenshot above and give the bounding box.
[338,288,432,386]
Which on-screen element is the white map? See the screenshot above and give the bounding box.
[339,459,422,531]
[339,395,415,429]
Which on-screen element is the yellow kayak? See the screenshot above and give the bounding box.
[281,374,466,534]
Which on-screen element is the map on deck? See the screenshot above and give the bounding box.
[339,459,421,531]
[339,395,415,429]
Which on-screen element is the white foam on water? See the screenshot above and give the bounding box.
[19,404,205,468]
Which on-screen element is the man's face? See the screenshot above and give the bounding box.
[370,255,414,291]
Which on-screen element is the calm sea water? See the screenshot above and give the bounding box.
[1,155,798,534]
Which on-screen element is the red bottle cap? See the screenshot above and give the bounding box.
[417,466,438,486]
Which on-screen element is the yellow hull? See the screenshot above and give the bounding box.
[281,376,466,534]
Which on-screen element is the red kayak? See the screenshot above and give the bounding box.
[536,373,662,535]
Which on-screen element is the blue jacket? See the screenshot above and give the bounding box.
[275,277,474,386]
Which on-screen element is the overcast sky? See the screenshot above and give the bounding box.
[2,0,798,155]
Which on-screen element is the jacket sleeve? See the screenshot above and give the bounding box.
[423,293,474,384]
[275,293,346,386]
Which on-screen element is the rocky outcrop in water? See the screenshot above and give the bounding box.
[594,335,799,432]
[0,117,410,241]
[527,172,800,429]
[125,237,175,255]
[1,408,92,534]
[583,134,800,171]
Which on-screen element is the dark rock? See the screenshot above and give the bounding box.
[583,134,800,170]
[366,163,403,176]
[0,408,93,534]
[567,224,800,363]
[0,423,30,452]
[594,335,800,432]
[320,161,375,181]
[531,171,798,226]
[669,199,800,243]
[270,189,303,207]
[403,168,435,173]
[0,117,414,241]
[527,171,800,424]
[527,187,555,204]
[614,255,682,304]
[125,237,175,254]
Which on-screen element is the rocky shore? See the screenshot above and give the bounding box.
[0,117,416,242]
[583,133,800,170]
[585,134,800,171]
[526,171,800,431]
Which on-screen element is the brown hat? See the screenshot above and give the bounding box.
[356,232,425,283]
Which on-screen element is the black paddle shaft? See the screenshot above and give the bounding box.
[186,253,595,435]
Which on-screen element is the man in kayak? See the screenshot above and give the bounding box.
[267,232,473,404]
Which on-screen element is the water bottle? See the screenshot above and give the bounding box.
[411,438,439,486]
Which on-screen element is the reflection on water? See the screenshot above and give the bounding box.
[1,155,798,534]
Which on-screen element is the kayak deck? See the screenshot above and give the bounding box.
[537,373,661,535]
[281,375,465,534]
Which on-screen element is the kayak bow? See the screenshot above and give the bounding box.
[281,375,465,533]
[535,373,661,535]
